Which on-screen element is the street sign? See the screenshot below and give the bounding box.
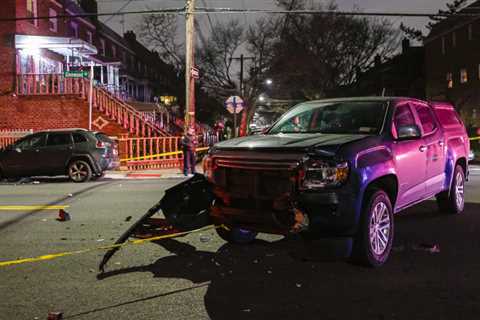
[64,70,89,78]
[225,96,244,114]
[191,67,199,79]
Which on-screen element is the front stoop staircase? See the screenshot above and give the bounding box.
[87,85,174,137]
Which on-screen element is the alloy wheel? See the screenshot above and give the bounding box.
[369,201,391,256]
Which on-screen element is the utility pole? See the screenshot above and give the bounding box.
[184,0,196,133]
[231,54,254,136]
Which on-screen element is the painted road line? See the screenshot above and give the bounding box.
[0,205,69,211]
[0,224,227,268]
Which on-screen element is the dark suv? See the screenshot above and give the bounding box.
[0,129,119,182]
[203,97,470,267]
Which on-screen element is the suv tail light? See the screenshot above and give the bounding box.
[96,141,106,148]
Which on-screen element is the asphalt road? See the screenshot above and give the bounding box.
[1,172,480,320]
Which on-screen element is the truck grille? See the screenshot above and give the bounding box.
[213,156,301,201]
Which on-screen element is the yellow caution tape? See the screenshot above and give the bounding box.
[121,147,210,162]
[0,224,227,268]
[0,205,69,211]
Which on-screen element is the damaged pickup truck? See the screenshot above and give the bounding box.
[203,97,470,267]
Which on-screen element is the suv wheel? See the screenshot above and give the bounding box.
[68,160,92,183]
[352,189,394,267]
[216,226,258,244]
[436,164,465,214]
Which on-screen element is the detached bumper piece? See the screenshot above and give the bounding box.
[99,174,214,272]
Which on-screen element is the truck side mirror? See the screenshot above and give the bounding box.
[397,124,421,140]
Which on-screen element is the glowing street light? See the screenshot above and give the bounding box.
[265,78,273,86]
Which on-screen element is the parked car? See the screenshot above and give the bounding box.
[0,129,119,182]
[203,97,470,267]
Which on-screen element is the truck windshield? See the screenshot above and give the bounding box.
[268,101,388,135]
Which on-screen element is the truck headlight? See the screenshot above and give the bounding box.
[301,159,349,189]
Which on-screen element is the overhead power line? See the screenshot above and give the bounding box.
[3,8,480,22]
[103,0,134,24]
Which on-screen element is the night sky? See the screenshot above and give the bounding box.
[98,0,465,36]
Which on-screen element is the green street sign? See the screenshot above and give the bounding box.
[64,70,89,78]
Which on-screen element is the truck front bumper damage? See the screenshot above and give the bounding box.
[99,174,215,272]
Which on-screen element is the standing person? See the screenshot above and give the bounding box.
[181,127,197,176]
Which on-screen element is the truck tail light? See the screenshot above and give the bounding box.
[96,141,106,148]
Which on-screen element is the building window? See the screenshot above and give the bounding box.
[48,8,57,32]
[26,0,38,26]
[460,68,468,84]
[452,32,457,47]
[86,31,93,44]
[70,21,79,38]
[100,39,106,56]
[441,36,446,55]
[468,24,473,41]
[111,45,116,58]
[447,72,453,88]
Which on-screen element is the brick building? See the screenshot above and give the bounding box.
[425,0,480,128]
[0,0,180,135]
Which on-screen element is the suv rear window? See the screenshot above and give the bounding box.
[95,133,113,143]
[435,108,462,127]
[72,133,88,143]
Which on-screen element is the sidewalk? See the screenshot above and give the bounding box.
[105,165,203,180]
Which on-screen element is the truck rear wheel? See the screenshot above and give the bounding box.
[216,226,257,244]
[351,189,394,267]
[436,164,465,214]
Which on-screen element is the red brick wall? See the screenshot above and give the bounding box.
[0,94,130,138]
[0,0,17,94]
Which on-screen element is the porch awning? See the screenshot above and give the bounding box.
[15,34,98,57]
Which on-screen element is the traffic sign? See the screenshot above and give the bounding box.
[64,70,89,78]
[225,96,244,114]
[191,67,199,79]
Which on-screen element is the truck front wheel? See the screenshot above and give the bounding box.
[352,189,394,267]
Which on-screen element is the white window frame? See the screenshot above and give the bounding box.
[26,0,38,27]
[70,21,79,38]
[100,38,106,56]
[48,8,58,32]
[86,30,93,44]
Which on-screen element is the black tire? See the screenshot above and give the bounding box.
[351,189,394,267]
[436,164,465,214]
[68,160,92,183]
[216,226,258,245]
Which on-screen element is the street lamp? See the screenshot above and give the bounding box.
[258,94,266,102]
[265,78,273,86]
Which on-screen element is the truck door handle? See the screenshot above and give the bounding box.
[419,145,427,152]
